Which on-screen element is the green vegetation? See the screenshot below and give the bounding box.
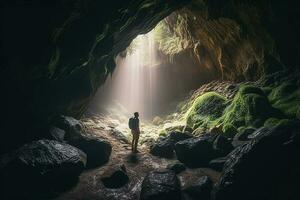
[186,92,227,130]
[219,85,280,137]
[268,81,300,119]
[184,85,286,137]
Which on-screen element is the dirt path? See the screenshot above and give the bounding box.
[54,117,220,200]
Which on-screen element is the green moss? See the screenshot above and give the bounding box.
[186,92,227,130]
[220,85,279,137]
[264,118,291,127]
[268,81,300,119]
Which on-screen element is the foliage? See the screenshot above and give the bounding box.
[153,13,192,57]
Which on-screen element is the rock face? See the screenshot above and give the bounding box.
[140,170,181,200]
[55,115,112,168]
[150,131,192,158]
[175,135,221,167]
[0,140,86,199]
[212,122,300,200]
[182,176,213,200]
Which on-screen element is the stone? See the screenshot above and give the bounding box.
[47,126,66,142]
[212,122,300,200]
[175,136,220,167]
[169,131,193,142]
[69,134,112,168]
[183,176,213,200]
[150,137,175,158]
[232,127,255,147]
[140,170,181,200]
[209,157,227,171]
[101,165,129,188]
[0,140,86,199]
[55,115,83,137]
[53,115,112,168]
[150,131,193,158]
[212,135,233,156]
[167,162,186,174]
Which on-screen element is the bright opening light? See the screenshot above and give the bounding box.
[105,29,161,119]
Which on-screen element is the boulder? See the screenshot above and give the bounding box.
[53,115,112,168]
[150,137,175,158]
[101,165,129,188]
[0,140,86,199]
[212,121,300,200]
[209,157,227,171]
[150,131,192,158]
[183,175,213,200]
[47,126,66,142]
[55,115,83,137]
[140,170,181,200]
[69,134,112,168]
[169,131,193,142]
[175,136,220,167]
[212,135,233,156]
[232,127,255,147]
[167,162,186,174]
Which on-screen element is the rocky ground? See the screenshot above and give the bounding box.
[53,117,220,200]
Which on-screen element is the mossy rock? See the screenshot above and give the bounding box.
[264,118,291,127]
[268,81,300,119]
[220,85,280,137]
[186,92,227,130]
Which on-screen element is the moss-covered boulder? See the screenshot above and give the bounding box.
[220,85,281,137]
[186,92,227,130]
[268,81,300,119]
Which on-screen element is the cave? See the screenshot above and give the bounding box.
[1,0,300,200]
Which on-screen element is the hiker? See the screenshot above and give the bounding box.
[129,112,140,153]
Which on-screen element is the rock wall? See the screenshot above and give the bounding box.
[1,0,300,153]
[156,0,300,81]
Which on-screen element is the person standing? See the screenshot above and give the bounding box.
[129,112,140,153]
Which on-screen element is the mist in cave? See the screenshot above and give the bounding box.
[2,1,300,200]
[97,30,160,119]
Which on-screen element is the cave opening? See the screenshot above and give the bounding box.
[1,1,300,200]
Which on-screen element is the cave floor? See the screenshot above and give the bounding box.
[53,115,220,200]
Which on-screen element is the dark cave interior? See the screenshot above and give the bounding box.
[1,0,300,200]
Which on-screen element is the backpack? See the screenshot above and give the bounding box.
[128,117,135,129]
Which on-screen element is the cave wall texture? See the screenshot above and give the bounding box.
[1,0,300,153]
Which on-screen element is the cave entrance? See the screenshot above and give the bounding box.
[89,12,209,121]
[87,11,213,142]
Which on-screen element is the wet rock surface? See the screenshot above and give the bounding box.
[54,115,112,168]
[53,117,220,200]
[150,131,193,158]
[209,157,227,172]
[182,175,213,200]
[167,162,186,174]
[175,135,221,168]
[0,140,86,199]
[213,122,300,200]
[231,127,255,147]
[140,170,181,200]
[68,134,112,168]
[101,165,129,188]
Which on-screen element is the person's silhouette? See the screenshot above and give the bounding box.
[129,112,140,153]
